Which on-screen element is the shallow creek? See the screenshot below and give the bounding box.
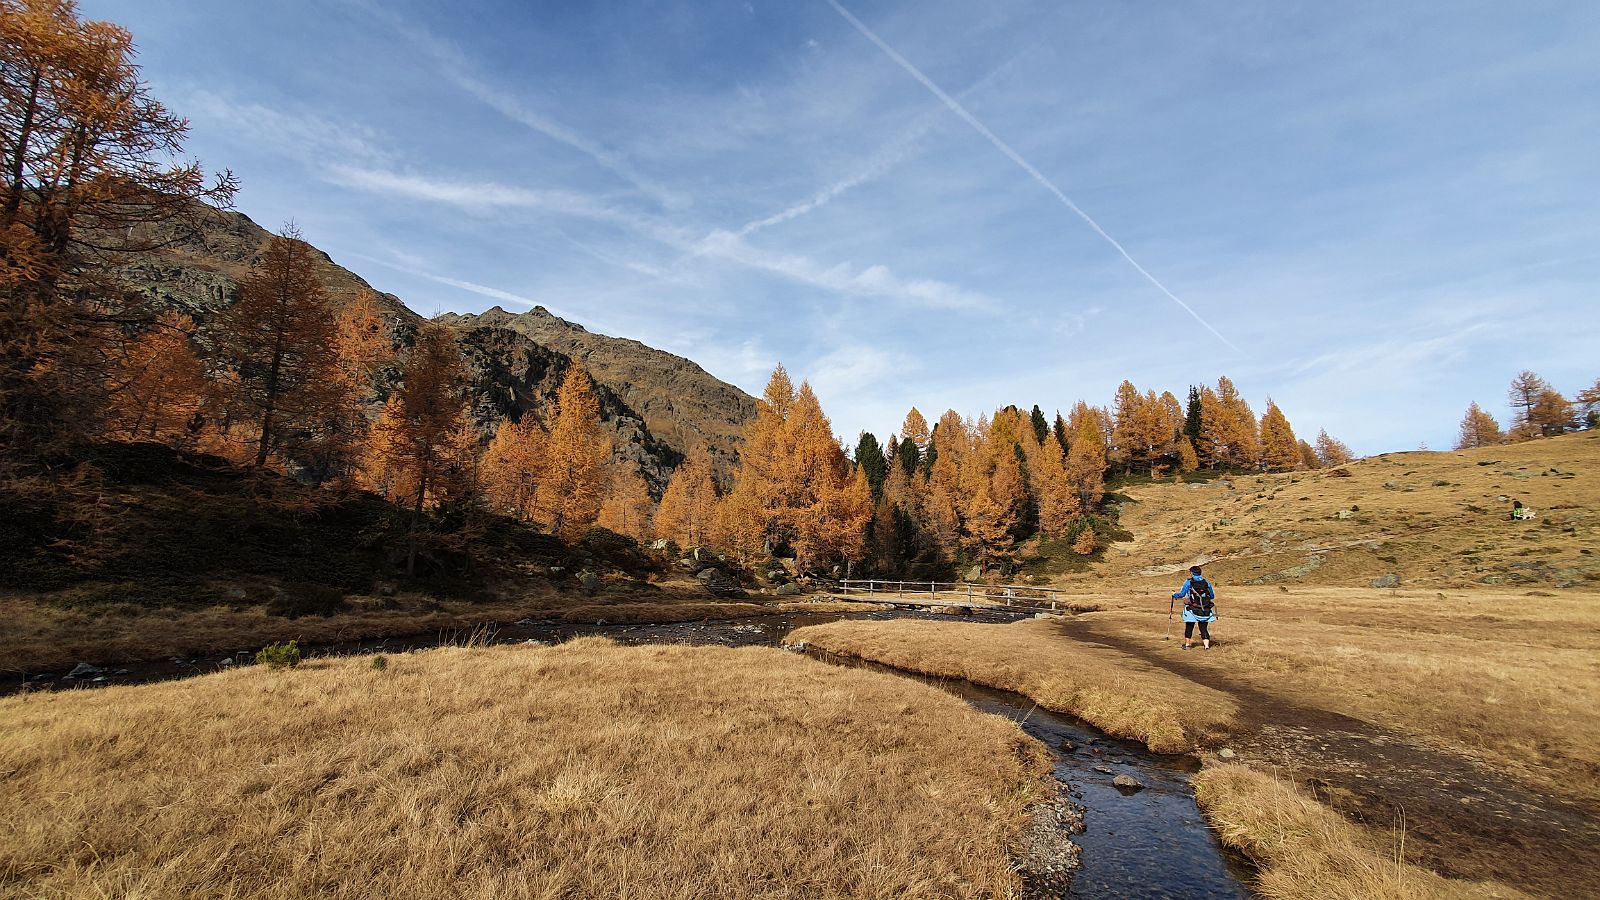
[11,608,1255,897]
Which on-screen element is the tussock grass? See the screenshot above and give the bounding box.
[1194,765,1528,899]
[0,640,1050,898]
[789,618,1238,753]
[1069,586,1600,802]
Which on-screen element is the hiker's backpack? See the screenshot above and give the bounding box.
[1186,577,1215,616]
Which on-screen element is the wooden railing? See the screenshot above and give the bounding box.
[833,579,1072,612]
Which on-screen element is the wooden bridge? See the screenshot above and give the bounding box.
[821,579,1080,614]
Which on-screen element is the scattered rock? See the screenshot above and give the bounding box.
[1059,740,1076,752]
[1112,774,1144,792]
[1382,481,1399,490]
[649,539,670,551]
[781,641,807,653]
[66,662,106,679]
[1335,509,1354,520]
[1033,611,1061,620]
[577,570,600,594]
[1371,574,1401,588]
[964,565,983,582]
[1432,480,1451,487]
[695,567,746,598]
[775,582,802,597]
[1093,765,1114,775]
[1217,748,1236,759]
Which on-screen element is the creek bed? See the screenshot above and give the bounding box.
[9,606,1255,897]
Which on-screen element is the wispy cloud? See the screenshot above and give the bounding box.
[344,251,554,316]
[345,0,688,210]
[826,0,1239,352]
[179,89,391,167]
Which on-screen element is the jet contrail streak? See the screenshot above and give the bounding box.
[825,0,1239,352]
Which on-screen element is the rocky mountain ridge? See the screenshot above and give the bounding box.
[117,206,757,492]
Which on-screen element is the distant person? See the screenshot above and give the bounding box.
[1511,500,1534,521]
[1172,566,1217,650]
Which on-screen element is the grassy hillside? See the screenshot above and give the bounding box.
[1096,430,1600,589]
[0,640,1049,899]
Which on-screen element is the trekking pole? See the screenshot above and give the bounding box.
[1164,596,1174,641]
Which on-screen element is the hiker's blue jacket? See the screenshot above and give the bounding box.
[1173,576,1217,622]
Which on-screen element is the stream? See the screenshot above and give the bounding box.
[9,607,1255,898]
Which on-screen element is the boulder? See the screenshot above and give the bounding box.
[1112,774,1144,792]
[650,539,671,551]
[775,582,802,597]
[964,565,983,582]
[1217,748,1236,760]
[67,662,106,679]
[1371,574,1401,588]
[577,570,600,594]
[696,567,746,598]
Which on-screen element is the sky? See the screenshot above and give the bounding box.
[84,0,1600,455]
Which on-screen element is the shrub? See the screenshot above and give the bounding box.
[255,640,301,669]
[370,654,387,671]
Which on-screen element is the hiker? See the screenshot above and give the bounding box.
[1511,500,1535,521]
[1172,565,1217,650]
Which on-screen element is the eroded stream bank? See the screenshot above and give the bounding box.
[8,607,1256,898]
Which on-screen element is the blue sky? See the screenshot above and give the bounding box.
[85,0,1600,455]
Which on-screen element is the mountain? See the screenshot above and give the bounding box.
[115,207,757,491]
[435,306,758,469]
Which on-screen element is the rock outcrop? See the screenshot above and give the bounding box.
[113,206,757,493]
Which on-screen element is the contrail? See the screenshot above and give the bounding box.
[825,0,1239,352]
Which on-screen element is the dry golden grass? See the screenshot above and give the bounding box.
[0,639,1050,899]
[1194,765,1528,899]
[1096,430,1600,590]
[1058,585,1600,802]
[788,618,1239,753]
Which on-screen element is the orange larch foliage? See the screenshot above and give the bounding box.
[1064,402,1107,510]
[656,446,718,548]
[214,227,339,469]
[1314,429,1354,467]
[1258,400,1301,472]
[598,465,654,541]
[1456,402,1504,449]
[481,414,547,521]
[1296,439,1321,470]
[106,312,205,446]
[534,365,611,539]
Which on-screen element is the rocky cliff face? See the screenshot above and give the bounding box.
[435,306,758,471]
[116,207,756,493]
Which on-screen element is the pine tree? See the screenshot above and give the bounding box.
[656,446,718,548]
[854,431,888,502]
[894,431,921,477]
[1258,400,1301,471]
[1053,412,1070,456]
[1030,404,1050,445]
[1184,386,1203,447]
[106,312,206,445]
[481,414,547,520]
[215,226,339,469]
[1314,429,1354,466]
[1455,402,1503,449]
[534,365,610,539]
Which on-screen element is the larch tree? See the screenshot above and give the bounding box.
[901,407,930,448]
[1199,377,1260,470]
[1177,435,1200,472]
[533,365,610,539]
[1577,378,1600,429]
[922,409,968,561]
[1296,439,1321,470]
[718,365,800,560]
[1506,370,1549,439]
[655,445,718,548]
[1258,400,1301,472]
[597,465,653,541]
[1530,388,1575,437]
[1064,402,1107,510]
[1314,429,1354,467]
[0,0,234,457]
[1456,402,1504,449]
[105,311,205,445]
[334,290,395,393]
[1111,380,1143,471]
[361,325,473,575]
[214,226,338,469]
[480,413,546,521]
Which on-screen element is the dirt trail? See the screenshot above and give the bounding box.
[1055,617,1600,899]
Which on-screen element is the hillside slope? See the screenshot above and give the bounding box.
[120,207,756,485]
[1099,430,1600,590]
